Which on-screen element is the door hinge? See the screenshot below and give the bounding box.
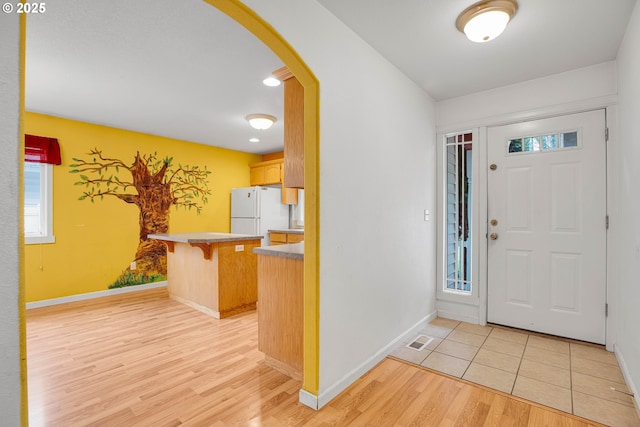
[605,303,609,317]
[605,127,609,142]
[606,215,610,230]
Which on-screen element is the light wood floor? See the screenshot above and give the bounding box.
[27,287,605,426]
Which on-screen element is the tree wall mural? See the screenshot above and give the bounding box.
[70,148,211,288]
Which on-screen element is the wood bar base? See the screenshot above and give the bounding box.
[257,251,303,379]
[161,236,261,319]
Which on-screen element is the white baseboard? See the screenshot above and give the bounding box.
[435,298,482,325]
[26,281,168,309]
[436,309,479,324]
[614,343,640,414]
[299,309,438,410]
[298,389,318,410]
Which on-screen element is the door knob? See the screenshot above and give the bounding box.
[490,232,498,240]
[490,219,498,226]
[490,164,497,170]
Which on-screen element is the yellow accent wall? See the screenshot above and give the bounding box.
[24,112,261,302]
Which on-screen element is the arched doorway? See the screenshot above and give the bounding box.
[17,1,320,418]
[201,1,320,397]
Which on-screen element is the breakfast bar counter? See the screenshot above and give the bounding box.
[149,232,262,319]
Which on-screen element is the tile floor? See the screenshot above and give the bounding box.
[390,318,640,427]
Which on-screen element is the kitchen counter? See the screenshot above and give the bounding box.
[149,232,263,244]
[255,243,303,380]
[267,228,304,235]
[253,242,304,260]
[149,232,262,318]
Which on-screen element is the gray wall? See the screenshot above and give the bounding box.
[613,0,640,406]
[0,11,25,426]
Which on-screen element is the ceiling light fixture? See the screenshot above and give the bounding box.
[262,77,281,87]
[456,0,518,43]
[246,114,276,130]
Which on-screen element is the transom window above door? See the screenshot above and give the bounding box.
[507,130,579,154]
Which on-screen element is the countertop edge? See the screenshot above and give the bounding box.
[268,229,305,235]
[149,233,264,244]
[254,243,304,260]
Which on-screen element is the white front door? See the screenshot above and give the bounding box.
[487,110,607,344]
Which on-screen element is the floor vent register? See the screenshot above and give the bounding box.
[406,335,433,351]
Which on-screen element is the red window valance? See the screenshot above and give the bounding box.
[25,134,61,165]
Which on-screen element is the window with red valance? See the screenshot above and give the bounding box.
[24,134,58,244]
[25,134,61,165]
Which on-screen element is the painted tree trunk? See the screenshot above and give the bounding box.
[128,153,174,277]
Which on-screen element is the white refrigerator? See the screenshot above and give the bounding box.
[230,186,289,246]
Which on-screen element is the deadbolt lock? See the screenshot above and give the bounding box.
[490,164,497,170]
[490,219,498,226]
[490,232,498,240]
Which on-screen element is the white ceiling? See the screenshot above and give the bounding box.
[317,0,637,101]
[26,0,637,154]
[26,0,285,154]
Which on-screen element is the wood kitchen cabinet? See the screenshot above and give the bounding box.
[249,157,298,204]
[269,231,304,246]
[287,233,304,243]
[255,246,304,380]
[269,232,287,245]
[273,67,304,189]
[280,167,298,204]
[249,159,282,186]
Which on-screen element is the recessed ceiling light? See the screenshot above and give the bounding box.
[249,138,259,143]
[456,0,518,43]
[262,77,281,87]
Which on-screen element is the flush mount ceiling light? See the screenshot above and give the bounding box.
[456,0,518,43]
[246,114,276,130]
[262,77,281,87]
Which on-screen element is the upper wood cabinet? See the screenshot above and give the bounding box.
[249,157,298,205]
[273,67,304,189]
[280,166,298,205]
[249,159,282,186]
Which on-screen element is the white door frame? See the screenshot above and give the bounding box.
[487,110,607,343]
[436,101,617,351]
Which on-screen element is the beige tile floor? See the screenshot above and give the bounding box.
[390,318,640,427]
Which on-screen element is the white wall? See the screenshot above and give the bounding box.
[240,0,437,407]
[0,12,24,426]
[435,62,618,326]
[436,31,640,402]
[614,0,640,407]
[437,61,617,132]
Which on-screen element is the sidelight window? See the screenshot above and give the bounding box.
[445,132,472,293]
